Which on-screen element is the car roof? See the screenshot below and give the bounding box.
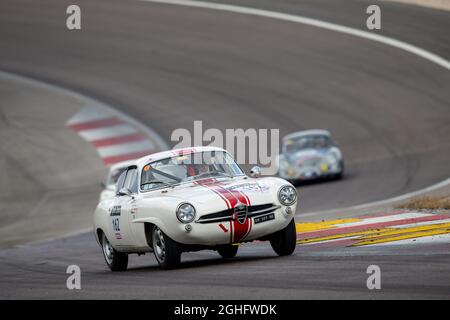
[108,159,138,172]
[123,146,229,168]
[282,129,331,141]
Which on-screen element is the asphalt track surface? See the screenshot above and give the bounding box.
[0,0,449,299]
[1,232,450,299]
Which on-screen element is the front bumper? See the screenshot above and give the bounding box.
[168,204,295,246]
[280,162,341,180]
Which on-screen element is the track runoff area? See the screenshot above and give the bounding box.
[296,211,450,248]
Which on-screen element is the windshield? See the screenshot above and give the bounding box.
[140,151,244,191]
[283,135,332,153]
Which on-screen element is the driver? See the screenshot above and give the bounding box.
[186,163,210,177]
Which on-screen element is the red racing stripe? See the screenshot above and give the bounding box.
[215,186,253,243]
[228,187,252,243]
[196,181,254,243]
[91,133,146,147]
[215,185,239,208]
[172,148,197,156]
[219,223,228,233]
[235,189,251,206]
[196,181,231,209]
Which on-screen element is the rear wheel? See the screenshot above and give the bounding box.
[101,232,128,271]
[152,226,181,269]
[270,218,297,256]
[217,245,238,259]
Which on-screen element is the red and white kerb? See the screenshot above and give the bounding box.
[67,106,157,165]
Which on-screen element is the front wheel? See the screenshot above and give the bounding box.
[217,245,238,259]
[101,232,128,271]
[270,218,297,256]
[334,171,343,180]
[152,226,181,269]
[335,161,344,179]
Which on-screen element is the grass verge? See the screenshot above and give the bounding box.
[397,196,450,210]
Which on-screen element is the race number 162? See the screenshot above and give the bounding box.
[112,218,120,232]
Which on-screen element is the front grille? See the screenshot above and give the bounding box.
[298,157,321,167]
[196,203,280,224]
[234,203,247,224]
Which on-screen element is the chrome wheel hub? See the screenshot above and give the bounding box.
[102,234,114,265]
[153,227,166,263]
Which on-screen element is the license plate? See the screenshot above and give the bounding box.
[254,213,275,224]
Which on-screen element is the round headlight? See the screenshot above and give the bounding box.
[176,203,196,223]
[326,153,338,164]
[278,185,297,206]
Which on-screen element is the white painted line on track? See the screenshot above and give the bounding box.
[140,0,450,71]
[66,105,116,125]
[78,124,139,141]
[333,212,432,228]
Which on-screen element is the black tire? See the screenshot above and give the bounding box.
[152,226,181,270]
[270,218,297,256]
[335,161,344,179]
[334,171,343,180]
[217,245,239,259]
[101,232,128,271]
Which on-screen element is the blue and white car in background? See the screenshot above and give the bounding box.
[278,130,344,183]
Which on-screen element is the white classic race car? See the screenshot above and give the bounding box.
[278,130,344,183]
[94,146,298,270]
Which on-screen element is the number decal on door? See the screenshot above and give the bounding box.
[112,217,120,232]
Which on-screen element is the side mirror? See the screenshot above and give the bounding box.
[118,187,132,197]
[100,181,106,189]
[250,166,261,178]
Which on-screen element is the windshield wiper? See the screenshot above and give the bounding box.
[213,171,234,178]
[141,180,173,189]
[193,171,233,179]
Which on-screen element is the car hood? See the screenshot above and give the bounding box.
[152,177,274,207]
[284,148,330,163]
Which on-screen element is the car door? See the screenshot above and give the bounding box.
[125,167,145,246]
[109,167,137,246]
